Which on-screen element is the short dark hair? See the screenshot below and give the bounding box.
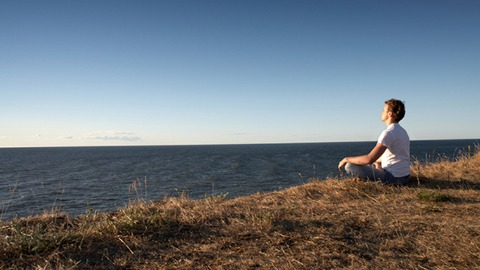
[385,99,406,122]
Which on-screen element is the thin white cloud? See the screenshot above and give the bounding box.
[92,135,141,142]
[86,131,141,142]
[113,131,135,135]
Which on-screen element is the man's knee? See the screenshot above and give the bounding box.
[344,162,354,174]
[344,163,367,179]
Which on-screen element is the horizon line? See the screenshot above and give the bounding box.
[1,138,478,149]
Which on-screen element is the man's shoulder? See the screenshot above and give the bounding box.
[389,123,408,133]
[389,124,410,142]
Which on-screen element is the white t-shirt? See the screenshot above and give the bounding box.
[377,123,410,177]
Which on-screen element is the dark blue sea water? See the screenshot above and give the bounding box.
[0,140,477,220]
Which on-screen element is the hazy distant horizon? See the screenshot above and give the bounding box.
[1,138,478,149]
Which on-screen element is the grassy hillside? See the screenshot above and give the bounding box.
[1,146,479,269]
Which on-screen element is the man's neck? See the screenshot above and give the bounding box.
[385,119,397,126]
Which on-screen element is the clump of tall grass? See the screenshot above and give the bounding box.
[128,176,149,204]
[410,143,480,188]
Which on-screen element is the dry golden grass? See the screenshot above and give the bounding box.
[1,146,479,269]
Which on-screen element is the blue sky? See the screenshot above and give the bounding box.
[1,0,479,147]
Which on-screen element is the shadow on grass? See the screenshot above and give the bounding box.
[407,177,480,191]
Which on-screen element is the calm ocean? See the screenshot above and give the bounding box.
[0,139,477,220]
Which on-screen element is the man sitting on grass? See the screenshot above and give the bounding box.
[338,99,410,185]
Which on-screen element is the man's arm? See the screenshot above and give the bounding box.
[338,144,387,171]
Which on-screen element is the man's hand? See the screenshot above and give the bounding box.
[338,158,348,172]
[373,161,382,170]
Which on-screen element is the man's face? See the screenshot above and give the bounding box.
[381,104,390,122]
